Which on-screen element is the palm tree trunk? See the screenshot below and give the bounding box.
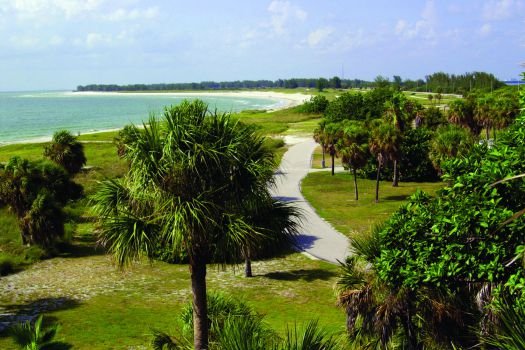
[375,161,381,203]
[392,160,399,187]
[19,221,30,246]
[352,168,359,200]
[321,146,326,168]
[244,247,253,278]
[331,153,335,176]
[190,259,208,350]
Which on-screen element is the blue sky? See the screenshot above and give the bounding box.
[0,0,523,90]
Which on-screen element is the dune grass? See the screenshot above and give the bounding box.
[302,172,444,236]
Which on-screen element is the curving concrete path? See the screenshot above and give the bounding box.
[271,139,350,264]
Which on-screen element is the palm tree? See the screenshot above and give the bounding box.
[8,315,64,350]
[0,157,79,247]
[448,97,481,135]
[313,124,327,169]
[474,96,497,141]
[335,121,369,200]
[428,125,474,173]
[92,100,297,350]
[383,93,417,187]
[43,130,87,176]
[323,123,341,176]
[369,123,401,203]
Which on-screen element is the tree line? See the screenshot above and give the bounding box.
[76,71,503,93]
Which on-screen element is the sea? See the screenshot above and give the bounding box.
[0,91,282,145]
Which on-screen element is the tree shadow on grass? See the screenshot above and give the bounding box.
[0,297,80,335]
[263,268,337,282]
[56,233,105,258]
[382,194,409,201]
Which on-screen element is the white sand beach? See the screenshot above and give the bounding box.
[71,91,312,111]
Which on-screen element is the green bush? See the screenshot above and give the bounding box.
[297,95,329,114]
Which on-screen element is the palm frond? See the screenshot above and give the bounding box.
[277,320,337,350]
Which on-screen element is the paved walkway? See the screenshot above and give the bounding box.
[272,139,350,264]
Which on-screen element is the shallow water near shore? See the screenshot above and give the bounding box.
[0,91,282,144]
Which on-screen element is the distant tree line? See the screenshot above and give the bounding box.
[397,71,504,94]
[76,77,363,91]
[77,71,504,95]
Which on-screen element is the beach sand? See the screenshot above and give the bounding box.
[71,91,311,111]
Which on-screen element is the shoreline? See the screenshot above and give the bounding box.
[70,90,310,111]
[0,91,311,147]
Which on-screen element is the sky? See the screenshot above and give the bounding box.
[0,0,523,91]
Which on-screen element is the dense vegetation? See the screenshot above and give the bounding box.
[313,84,519,203]
[335,79,525,349]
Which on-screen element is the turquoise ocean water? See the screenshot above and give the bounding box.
[0,91,281,144]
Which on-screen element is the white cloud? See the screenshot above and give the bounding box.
[267,1,307,35]
[307,27,333,47]
[483,0,524,20]
[104,7,159,21]
[85,32,112,48]
[395,0,436,40]
[77,30,133,49]
[479,23,492,36]
[9,0,103,19]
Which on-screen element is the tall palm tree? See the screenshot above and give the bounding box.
[369,123,401,203]
[383,93,417,187]
[313,123,327,169]
[323,122,341,176]
[92,100,297,350]
[335,121,369,200]
[43,130,87,176]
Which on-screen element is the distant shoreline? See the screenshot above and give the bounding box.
[71,90,311,111]
[0,91,311,147]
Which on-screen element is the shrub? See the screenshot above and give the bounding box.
[297,95,329,114]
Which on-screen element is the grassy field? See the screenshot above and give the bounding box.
[311,146,343,169]
[0,251,345,349]
[302,172,444,236]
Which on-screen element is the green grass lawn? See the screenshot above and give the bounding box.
[0,253,345,349]
[311,146,342,169]
[302,172,444,236]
